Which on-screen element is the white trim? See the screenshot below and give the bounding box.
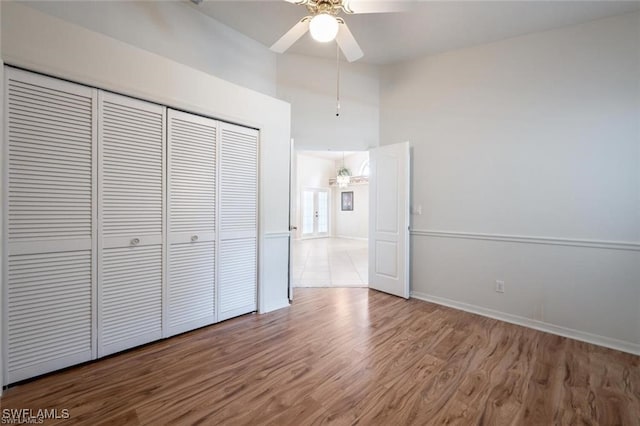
[410,229,640,252]
[90,87,98,362]
[96,89,104,362]
[216,115,221,323]
[1,58,6,391]
[161,105,168,340]
[264,232,291,239]
[256,128,261,320]
[7,239,92,255]
[411,291,640,356]
[263,299,290,313]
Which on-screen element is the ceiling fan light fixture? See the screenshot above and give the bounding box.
[309,13,339,42]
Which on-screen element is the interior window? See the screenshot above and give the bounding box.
[359,159,370,176]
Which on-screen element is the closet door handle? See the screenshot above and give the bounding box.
[131,238,140,246]
[191,235,199,242]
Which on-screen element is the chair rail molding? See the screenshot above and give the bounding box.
[264,231,291,239]
[410,229,640,252]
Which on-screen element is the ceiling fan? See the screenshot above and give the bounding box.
[271,0,407,62]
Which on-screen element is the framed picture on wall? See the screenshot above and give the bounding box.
[341,191,354,211]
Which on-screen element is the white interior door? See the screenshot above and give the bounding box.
[98,91,165,357]
[368,142,410,299]
[166,109,217,336]
[218,122,258,321]
[301,188,330,238]
[4,68,97,384]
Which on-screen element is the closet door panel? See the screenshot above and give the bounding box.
[101,95,164,240]
[218,122,258,321]
[6,250,93,383]
[4,68,96,384]
[168,241,215,335]
[7,73,94,241]
[101,245,162,353]
[167,110,216,336]
[168,111,216,234]
[98,92,165,357]
[219,238,257,320]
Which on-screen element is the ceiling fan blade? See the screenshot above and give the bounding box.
[270,18,310,53]
[283,0,308,4]
[336,22,363,62]
[344,0,409,14]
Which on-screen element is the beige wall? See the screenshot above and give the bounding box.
[381,12,640,353]
[21,1,278,97]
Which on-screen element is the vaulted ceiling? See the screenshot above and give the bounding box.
[191,1,640,64]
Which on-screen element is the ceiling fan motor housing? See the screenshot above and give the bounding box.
[304,0,355,16]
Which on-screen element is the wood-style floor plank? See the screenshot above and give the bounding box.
[1,288,638,425]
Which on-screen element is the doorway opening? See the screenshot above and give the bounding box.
[291,150,370,288]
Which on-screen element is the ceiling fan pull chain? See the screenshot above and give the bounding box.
[336,42,341,117]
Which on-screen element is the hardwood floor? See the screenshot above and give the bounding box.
[1,288,639,425]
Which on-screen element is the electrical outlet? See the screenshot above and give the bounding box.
[495,280,505,293]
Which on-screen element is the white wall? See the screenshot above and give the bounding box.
[294,153,336,239]
[21,1,277,97]
[277,54,379,151]
[1,0,291,326]
[333,152,369,240]
[333,185,368,239]
[381,12,640,353]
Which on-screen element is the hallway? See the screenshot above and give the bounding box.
[292,238,368,287]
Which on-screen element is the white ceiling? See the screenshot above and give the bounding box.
[192,0,640,64]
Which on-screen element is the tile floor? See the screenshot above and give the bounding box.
[292,238,368,287]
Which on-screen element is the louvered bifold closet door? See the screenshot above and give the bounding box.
[166,109,217,337]
[218,122,258,321]
[98,92,165,357]
[4,68,97,384]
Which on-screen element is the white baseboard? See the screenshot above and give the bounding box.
[261,299,290,314]
[411,291,640,356]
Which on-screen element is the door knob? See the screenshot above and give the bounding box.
[191,235,199,242]
[131,238,140,246]
[290,226,298,231]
